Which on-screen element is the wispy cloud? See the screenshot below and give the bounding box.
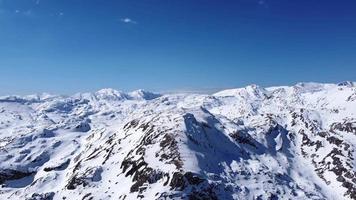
[23,9,32,16]
[120,17,137,24]
[258,0,269,8]
[13,9,33,16]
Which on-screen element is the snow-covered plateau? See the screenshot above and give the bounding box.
[0,82,355,200]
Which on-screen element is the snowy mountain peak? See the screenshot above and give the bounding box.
[128,89,161,100]
[94,88,129,101]
[294,82,333,93]
[0,83,355,200]
[0,93,58,104]
[213,84,269,100]
[338,81,355,87]
[93,88,161,101]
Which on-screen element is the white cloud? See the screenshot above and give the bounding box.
[258,0,269,8]
[120,18,137,24]
[23,10,32,16]
[13,9,33,16]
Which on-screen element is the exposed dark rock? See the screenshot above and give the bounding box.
[25,192,55,200]
[229,130,257,148]
[330,121,356,134]
[44,159,70,172]
[66,175,88,190]
[326,136,343,146]
[124,120,140,130]
[75,121,91,132]
[0,169,34,184]
[66,167,103,190]
[170,172,205,191]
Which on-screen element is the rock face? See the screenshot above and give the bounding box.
[0,83,355,200]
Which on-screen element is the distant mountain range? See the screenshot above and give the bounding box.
[0,82,355,200]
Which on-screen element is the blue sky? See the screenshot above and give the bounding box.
[0,0,355,95]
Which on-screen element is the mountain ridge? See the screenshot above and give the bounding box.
[0,82,355,200]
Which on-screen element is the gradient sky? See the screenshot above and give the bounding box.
[0,0,356,95]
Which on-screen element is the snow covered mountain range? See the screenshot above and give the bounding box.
[0,82,355,200]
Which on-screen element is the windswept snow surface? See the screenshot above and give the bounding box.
[0,83,355,200]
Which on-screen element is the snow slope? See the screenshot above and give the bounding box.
[0,83,355,200]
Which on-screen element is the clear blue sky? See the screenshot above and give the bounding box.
[0,0,355,95]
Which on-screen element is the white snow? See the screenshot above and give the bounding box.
[0,82,355,200]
